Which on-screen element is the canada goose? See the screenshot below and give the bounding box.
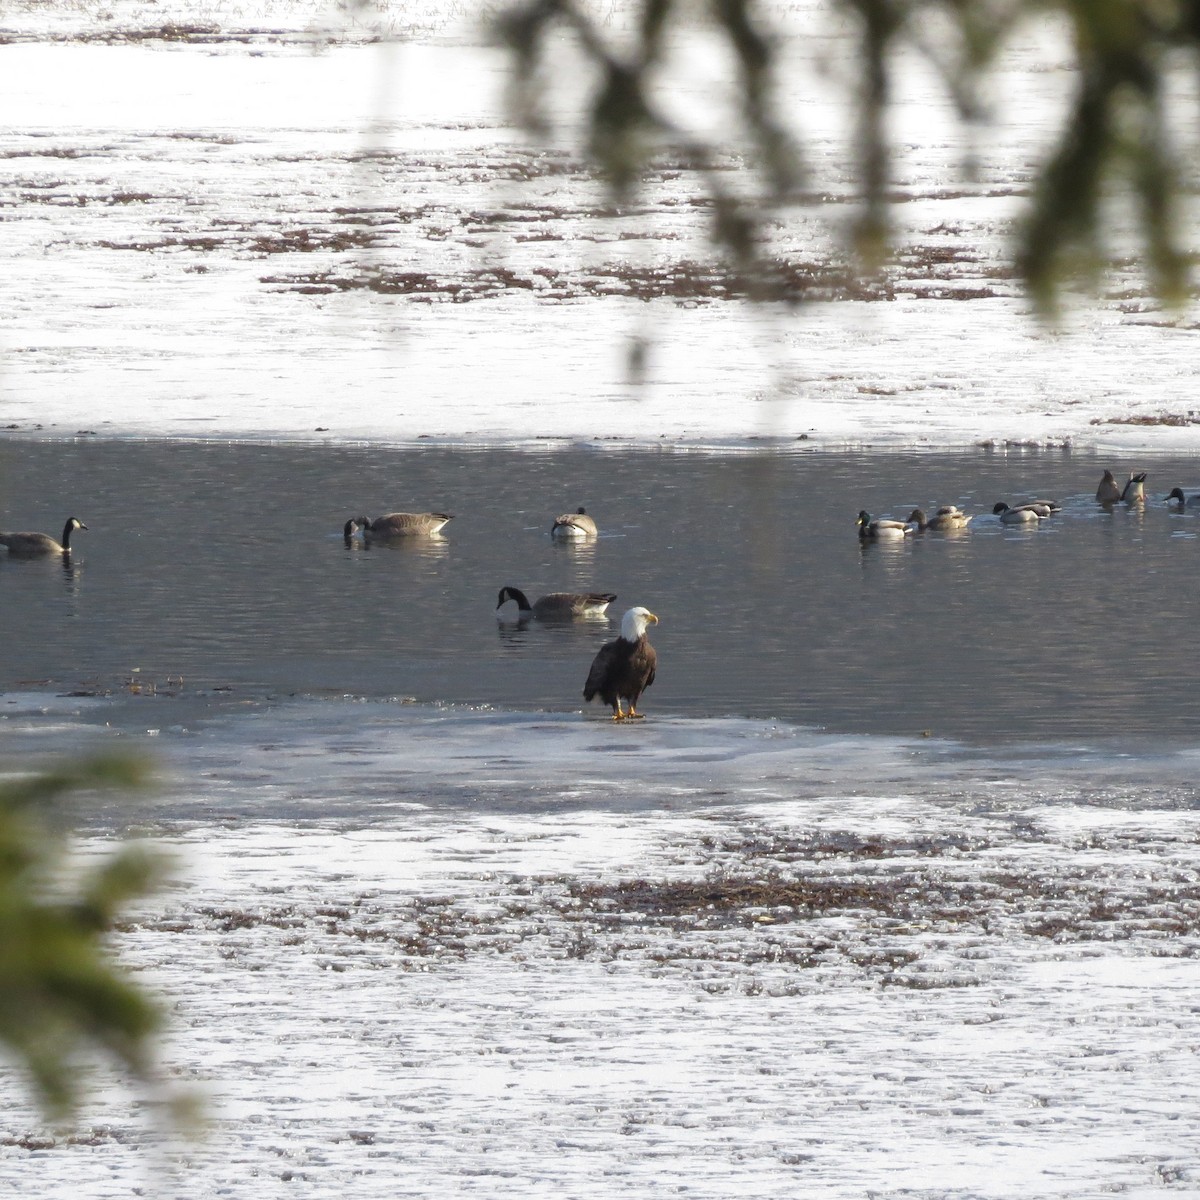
[583,607,658,720]
[551,507,598,539]
[1121,472,1148,503]
[908,507,971,532]
[345,512,454,539]
[1096,470,1122,503]
[496,585,617,620]
[992,502,1043,525]
[993,501,1054,520]
[856,510,911,539]
[0,517,87,557]
[1166,487,1200,506]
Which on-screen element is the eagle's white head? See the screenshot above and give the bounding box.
[621,607,659,641]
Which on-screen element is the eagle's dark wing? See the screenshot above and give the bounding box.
[638,643,657,692]
[583,640,620,701]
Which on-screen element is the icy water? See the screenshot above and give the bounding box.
[2,438,1199,742]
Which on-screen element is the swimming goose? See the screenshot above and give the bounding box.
[908,508,971,531]
[551,507,598,539]
[346,512,454,539]
[1166,487,1200,506]
[0,517,87,557]
[857,511,912,539]
[992,502,1044,525]
[496,586,617,620]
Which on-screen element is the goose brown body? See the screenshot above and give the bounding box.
[0,517,87,557]
[551,507,598,539]
[496,585,617,619]
[346,512,454,539]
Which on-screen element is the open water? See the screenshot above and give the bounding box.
[2,439,1198,744]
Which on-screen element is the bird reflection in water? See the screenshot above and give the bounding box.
[343,526,450,560]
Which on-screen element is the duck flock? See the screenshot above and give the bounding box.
[4,469,1194,723]
[856,469,1166,538]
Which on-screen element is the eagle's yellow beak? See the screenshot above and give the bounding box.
[646,612,660,624]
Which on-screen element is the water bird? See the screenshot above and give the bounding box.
[1166,487,1200,506]
[0,517,87,557]
[1097,471,1147,504]
[583,606,658,720]
[1096,471,1121,503]
[496,585,617,620]
[908,507,971,532]
[856,511,911,539]
[551,507,598,539]
[345,512,454,539]
[988,499,1056,518]
[1122,472,1148,503]
[992,502,1044,525]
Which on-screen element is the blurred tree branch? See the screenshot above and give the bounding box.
[496,0,1195,314]
[0,753,174,1122]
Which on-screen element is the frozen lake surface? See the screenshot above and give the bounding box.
[5,691,1200,1198]
[4,3,1200,1197]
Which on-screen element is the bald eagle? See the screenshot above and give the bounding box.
[551,507,598,539]
[583,607,659,720]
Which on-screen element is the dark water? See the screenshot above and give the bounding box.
[1,439,1197,742]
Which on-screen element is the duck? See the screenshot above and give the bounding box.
[1166,487,1200,506]
[0,517,87,557]
[1096,470,1122,503]
[857,511,911,539]
[1097,470,1147,504]
[551,507,598,539]
[1121,472,1148,503]
[993,500,1055,520]
[496,585,617,620]
[345,512,454,539]
[908,507,971,532]
[992,502,1044,525]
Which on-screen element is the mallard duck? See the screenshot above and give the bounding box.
[908,508,971,531]
[1096,470,1122,503]
[0,517,87,557]
[1166,487,1200,506]
[1121,472,1147,503]
[551,507,598,539]
[993,500,1055,520]
[1097,470,1147,504]
[992,502,1044,525]
[857,511,911,539]
[496,585,617,620]
[345,512,454,539]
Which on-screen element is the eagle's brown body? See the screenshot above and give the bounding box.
[583,607,658,720]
